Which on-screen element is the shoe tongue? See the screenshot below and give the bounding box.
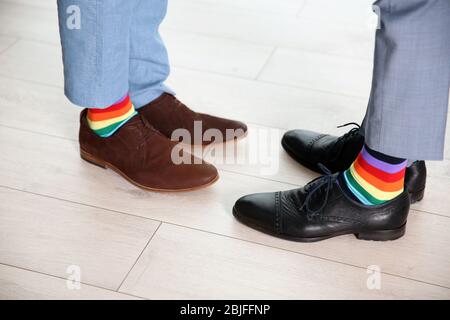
[337,173,361,203]
[125,113,140,123]
[124,112,169,142]
[116,113,152,139]
[122,112,145,128]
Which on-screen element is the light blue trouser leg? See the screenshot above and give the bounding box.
[362,0,450,160]
[57,0,172,109]
[128,0,174,108]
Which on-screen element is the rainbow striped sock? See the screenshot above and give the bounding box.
[342,145,406,206]
[87,94,137,138]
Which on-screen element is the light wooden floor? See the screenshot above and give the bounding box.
[0,0,449,300]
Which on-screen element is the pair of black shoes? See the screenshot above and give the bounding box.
[233,124,427,242]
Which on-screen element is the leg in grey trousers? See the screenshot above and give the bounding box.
[362,0,450,160]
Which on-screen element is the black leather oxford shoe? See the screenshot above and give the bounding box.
[233,171,410,242]
[281,124,426,203]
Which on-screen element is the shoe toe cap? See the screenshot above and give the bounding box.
[222,119,248,142]
[134,157,219,191]
[233,192,277,232]
[175,160,219,190]
[199,113,248,143]
[231,120,248,136]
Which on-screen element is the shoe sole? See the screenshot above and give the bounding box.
[80,149,219,192]
[281,139,424,204]
[233,206,406,242]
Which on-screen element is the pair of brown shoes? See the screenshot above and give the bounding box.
[79,93,247,191]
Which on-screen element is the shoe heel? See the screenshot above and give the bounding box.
[409,189,425,204]
[80,149,107,169]
[355,223,406,241]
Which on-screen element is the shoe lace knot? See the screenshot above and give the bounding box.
[337,122,361,141]
[300,164,337,220]
[326,122,361,163]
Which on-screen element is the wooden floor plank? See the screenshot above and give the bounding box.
[120,223,450,299]
[0,60,368,134]
[0,0,374,60]
[258,47,372,98]
[0,126,449,288]
[0,40,63,87]
[0,187,160,290]
[0,75,448,215]
[298,0,375,26]
[172,0,306,17]
[0,1,59,44]
[164,0,375,60]
[0,34,17,54]
[164,29,275,79]
[0,0,56,9]
[0,264,140,300]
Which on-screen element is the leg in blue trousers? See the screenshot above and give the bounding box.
[56,0,246,191]
[57,0,172,108]
[128,0,174,108]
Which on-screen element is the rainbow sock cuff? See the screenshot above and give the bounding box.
[87,94,137,137]
[344,145,406,205]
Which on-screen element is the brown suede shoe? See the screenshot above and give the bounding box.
[79,109,219,191]
[139,93,248,145]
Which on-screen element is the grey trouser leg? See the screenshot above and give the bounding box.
[362,0,450,160]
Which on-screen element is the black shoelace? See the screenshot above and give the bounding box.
[300,123,360,219]
[337,122,361,139]
[328,122,361,163]
[300,163,337,221]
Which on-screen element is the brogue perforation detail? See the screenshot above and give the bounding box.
[306,134,328,153]
[275,191,281,234]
